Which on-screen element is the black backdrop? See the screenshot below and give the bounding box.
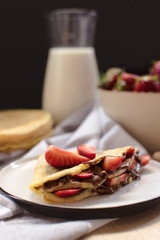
[1,0,160,110]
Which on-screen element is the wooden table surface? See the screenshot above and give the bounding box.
[81,203,160,240]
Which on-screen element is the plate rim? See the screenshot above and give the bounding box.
[1,185,160,219]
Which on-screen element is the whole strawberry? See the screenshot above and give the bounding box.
[116,72,139,91]
[134,75,160,92]
[150,60,160,80]
[100,67,122,90]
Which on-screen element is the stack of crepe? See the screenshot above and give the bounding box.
[0,109,54,152]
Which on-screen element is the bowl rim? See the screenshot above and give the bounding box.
[98,87,160,95]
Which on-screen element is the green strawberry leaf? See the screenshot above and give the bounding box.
[152,75,158,81]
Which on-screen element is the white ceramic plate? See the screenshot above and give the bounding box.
[0,156,160,219]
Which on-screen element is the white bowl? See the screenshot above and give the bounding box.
[98,88,160,153]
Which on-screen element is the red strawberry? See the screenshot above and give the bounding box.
[134,75,160,92]
[45,145,90,168]
[71,172,93,179]
[126,146,135,158]
[101,67,122,90]
[138,155,151,165]
[107,173,127,186]
[77,145,96,159]
[129,159,136,170]
[119,72,139,91]
[102,156,122,172]
[151,60,160,80]
[54,188,82,198]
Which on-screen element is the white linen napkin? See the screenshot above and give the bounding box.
[0,103,147,240]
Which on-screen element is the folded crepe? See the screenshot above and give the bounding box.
[29,146,144,204]
[0,109,54,152]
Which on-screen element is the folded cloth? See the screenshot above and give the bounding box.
[47,102,147,154]
[0,103,147,240]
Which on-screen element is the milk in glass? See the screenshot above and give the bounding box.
[42,9,99,124]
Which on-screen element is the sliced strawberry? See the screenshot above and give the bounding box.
[122,147,135,160]
[138,155,151,166]
[102,156,122,172]
[129,159,136,170]
[107,173,127,186]
[71,172,93,179]
[45,145,90,168]
[54,188,82,198]
[126,146,135,158]
[77,145,96,159]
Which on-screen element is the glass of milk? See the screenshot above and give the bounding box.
[42,9,99,124]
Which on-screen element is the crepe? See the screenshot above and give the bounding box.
[0,109,54,152]
[29,146,141,204]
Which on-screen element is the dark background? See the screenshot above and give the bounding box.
[0,0,160,110]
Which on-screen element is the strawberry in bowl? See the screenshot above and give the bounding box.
[134,75,160,92]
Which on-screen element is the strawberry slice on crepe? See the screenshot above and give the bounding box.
[137,155,151,166]
[45,145,90,167]
[54,188,82,197]
[77,145,96,159]
[102,156,122,171]
[29,146,150,204]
